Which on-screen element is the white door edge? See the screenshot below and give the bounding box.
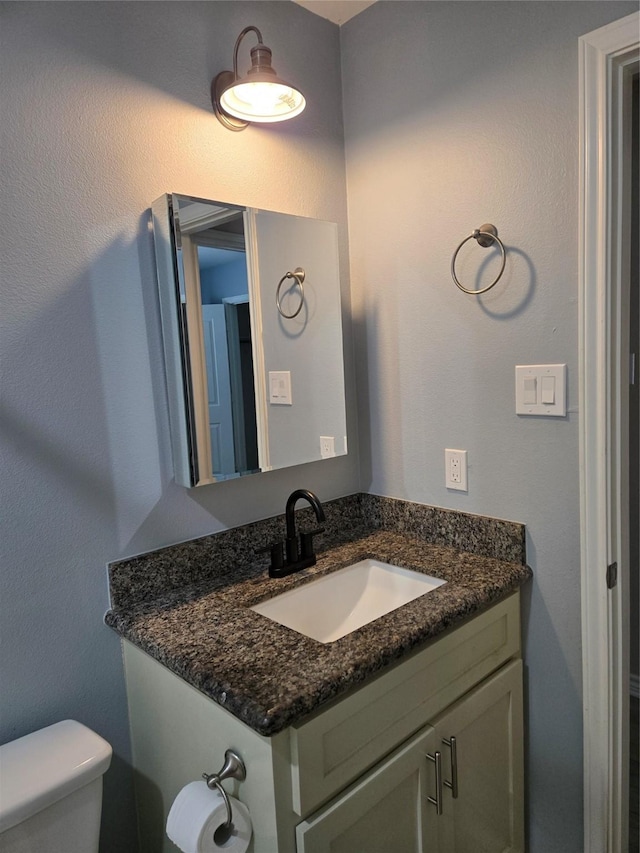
[579,12,639,853]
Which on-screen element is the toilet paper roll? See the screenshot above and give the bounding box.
[166,781,253,853]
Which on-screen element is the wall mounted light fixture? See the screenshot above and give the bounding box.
[212,26,306,131]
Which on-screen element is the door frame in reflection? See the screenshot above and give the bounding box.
[194,240,259,480]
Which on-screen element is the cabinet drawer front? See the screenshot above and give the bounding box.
[290,593,520,816]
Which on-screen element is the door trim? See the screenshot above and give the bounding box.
[579,12,639,853]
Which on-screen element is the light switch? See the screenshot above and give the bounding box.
[515,364,566,416]
[523,377,537,405]
[540,376,555,404]
[269,371,292,405]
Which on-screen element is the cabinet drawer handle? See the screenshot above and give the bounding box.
[426,751,443,815]
[442,736,459,799]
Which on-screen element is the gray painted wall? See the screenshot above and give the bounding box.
[2,2,637,851]
[0,3,357,850]
[340,2,637,851]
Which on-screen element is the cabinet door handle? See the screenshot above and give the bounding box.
[442,736,459,799]
[426,750,443,815]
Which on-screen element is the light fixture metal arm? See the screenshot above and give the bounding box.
[232,26,264,79]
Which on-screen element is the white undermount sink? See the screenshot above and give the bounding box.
[250,558,446,643]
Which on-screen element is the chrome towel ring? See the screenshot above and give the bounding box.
[276,267,305,318]
[451,223,506,294]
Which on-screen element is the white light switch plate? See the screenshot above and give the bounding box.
[515,364,566,416]
[269,371,292,405]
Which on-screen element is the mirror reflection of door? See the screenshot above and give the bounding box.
[201,304,235,477]
[196,243,259,478]
[223,298,259,474]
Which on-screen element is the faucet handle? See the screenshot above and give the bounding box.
[300,528,325,560]
[257,542,285,574]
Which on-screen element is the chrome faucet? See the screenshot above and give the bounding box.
[261,489,326,578]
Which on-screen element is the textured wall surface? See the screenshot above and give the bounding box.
[0,3,356,850]
[340,2,637,851]
[3,1,637,851]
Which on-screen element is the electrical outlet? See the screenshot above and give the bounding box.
[320,436,335,458]
[445,449,468,491]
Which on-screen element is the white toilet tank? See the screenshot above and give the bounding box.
[0,719,112,853]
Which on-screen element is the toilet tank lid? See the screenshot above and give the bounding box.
[0,719,112,833]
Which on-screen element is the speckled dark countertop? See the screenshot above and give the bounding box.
[105,494,531,736]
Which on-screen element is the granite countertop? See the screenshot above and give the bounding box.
[106,509,531,736]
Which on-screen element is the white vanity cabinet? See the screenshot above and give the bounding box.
[123,592,524,853]
[295,659,523,853]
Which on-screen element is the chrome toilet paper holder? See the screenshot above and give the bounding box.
[202,750,247,835]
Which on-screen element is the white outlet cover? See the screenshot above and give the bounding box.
[320,436,335,458]
[445,449,468,492]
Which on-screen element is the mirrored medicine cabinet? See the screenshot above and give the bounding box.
[151,193,347,487]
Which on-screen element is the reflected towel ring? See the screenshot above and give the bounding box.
[276,267,305,318]
[451,224,506,294]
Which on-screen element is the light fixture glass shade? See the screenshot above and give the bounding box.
[220,78,306,123]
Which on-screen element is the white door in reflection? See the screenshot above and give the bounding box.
[202,305,235,477]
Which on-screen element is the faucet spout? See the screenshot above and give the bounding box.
[263,489,326,575]
[261,490,326,578]
[285,489,326,540]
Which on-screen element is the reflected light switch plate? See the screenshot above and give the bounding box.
[269,371,292,405]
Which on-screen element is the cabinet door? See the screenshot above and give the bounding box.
[433,659,524,853]
[295,725,442,853]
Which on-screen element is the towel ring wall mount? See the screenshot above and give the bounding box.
[451,223,506,295]
[202,749,247,841]
[276,267,306,318]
